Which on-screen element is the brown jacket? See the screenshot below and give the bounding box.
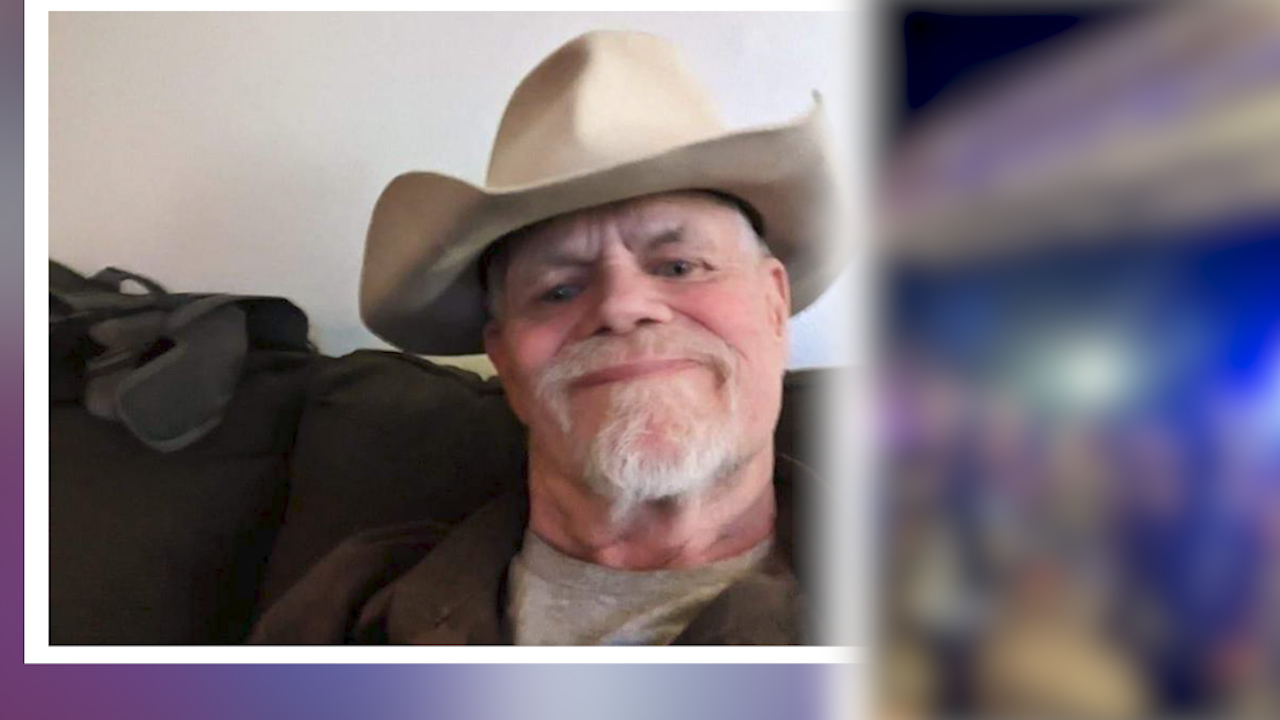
[249,456,818,645]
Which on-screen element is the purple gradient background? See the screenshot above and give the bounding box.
[17,9,828,720]
[15,665,825,720]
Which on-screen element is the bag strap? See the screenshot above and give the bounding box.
[51,265,166,319]
[84,293,311,449]
[113,303,249,452]
[89,267,168,297]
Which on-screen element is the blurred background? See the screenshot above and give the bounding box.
[875,1,1280,718]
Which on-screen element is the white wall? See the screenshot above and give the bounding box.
[50,12,858,372]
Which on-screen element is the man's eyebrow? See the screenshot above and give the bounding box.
[515,226,702,272]
[638,227,695,250]
[519,251,594,272]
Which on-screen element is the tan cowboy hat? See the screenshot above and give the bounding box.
[360,29,844,355]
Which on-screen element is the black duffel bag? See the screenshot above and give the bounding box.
[50,261,313,451]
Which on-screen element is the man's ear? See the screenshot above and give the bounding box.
[763,258,790,341]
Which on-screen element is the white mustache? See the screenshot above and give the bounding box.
[534,327,736,413]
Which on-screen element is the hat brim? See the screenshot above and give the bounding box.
[360,101,846,355]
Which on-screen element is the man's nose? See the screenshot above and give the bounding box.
[587,262,672,336]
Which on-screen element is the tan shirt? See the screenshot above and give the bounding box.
[507,530,773,645]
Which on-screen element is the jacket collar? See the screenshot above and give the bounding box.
[376,453,818,644]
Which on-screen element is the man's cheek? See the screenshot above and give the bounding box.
[507,362,548,425]
[505,383,534,425]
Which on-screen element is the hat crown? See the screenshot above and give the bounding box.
[485,31,726,188]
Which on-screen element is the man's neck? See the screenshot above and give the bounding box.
[525,447,777,571]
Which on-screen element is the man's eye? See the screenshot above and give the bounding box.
[654,259,698,278]
[540,284,581,303]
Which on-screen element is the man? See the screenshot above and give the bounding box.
[250,29,843,645]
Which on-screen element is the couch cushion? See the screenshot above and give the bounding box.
[49,350,316,644]
[259,350,831,610]
[258,351,527,607]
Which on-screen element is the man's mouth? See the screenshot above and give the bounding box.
[569,358,703,389]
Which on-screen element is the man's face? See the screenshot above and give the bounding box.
[484,192,791,508]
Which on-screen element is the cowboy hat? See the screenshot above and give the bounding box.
[360,29,845,355]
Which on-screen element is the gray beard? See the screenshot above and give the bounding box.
[531,327,744,518]
[577,375,745,519]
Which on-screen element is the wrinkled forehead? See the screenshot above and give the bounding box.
[485,191,755,280]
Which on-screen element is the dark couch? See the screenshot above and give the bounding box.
[49,348,827,644]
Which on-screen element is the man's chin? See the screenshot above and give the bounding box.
[551,376,742,506]
[580,410,689,454]
[582,426,735,507]
[583,457,711,512]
